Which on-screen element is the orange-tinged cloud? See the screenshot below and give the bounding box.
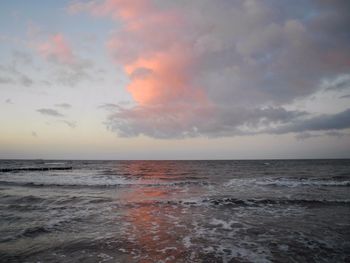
[123,49,206,105]
[69,0,350,139]
[69,0,152,21]
[37,34,74,64]
[72,0,208,107]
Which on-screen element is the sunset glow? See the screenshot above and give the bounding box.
[0,0,350,159]
[1,2,350,261]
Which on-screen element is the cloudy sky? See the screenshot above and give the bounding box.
[1,0,350,159]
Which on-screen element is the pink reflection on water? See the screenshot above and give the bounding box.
[117,162,194,262]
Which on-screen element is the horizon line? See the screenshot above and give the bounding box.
[1,158,349,161]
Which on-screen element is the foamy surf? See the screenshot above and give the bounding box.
[0,159,349,262]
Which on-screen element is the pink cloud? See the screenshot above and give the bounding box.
[37,34,75,64]
[70,0,208,107]
[68,0,152,21]
[69,0,212,137]
[71,1,350,138]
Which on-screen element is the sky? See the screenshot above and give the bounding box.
[0,0,350,160]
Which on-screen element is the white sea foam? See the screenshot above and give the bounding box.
[0,172,130,187]
[257,178,350,187]
[224,178,350,188]
[1,160,349,262]
[210,218,236,230]
[182,236,192,248]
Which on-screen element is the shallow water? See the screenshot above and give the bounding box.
[0,160,349,262]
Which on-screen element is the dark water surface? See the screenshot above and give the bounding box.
[0,159,349,262]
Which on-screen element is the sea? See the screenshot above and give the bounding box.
[0,159,349,262]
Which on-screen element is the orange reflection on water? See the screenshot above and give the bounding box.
[118,161,191,262]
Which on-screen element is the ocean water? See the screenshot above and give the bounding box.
[0,159,349,263]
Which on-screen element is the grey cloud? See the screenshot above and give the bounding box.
[295,131,348,140]
[5,98,13,104]
[295,132,321,140]
[185,0,350,106]
[51,59,96,87]
[37,38,102,87]
[268,108,350,134]
[59,120,77,128]
[37,108,64,117]
[20,75,33,87]
[31,131,38,137]
[80,0,350,138]
[106,105,350,139]
[0,54,34,87]
[324,131,348,138]
[97,68,107,74]
[339,94,350,99]
[324,74,350,92]
[98,103,122,110]
[40,80,52,86]
[106,105,307,138]
[0,76,14,84]
[12,50,33,66]
[55,103,72,109]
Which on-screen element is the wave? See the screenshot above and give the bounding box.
[1,223,63,243]
[0,167,73,172]
[21,226,51,238]
[202,197,350,207]
[331,175,350,180]
[0,216,83,244]
[2,194,45,204]
[0,180,126,189]
[0,179,210,189]
[225,178,350,188]
[113,197,350,208]
[258,179,350,187]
